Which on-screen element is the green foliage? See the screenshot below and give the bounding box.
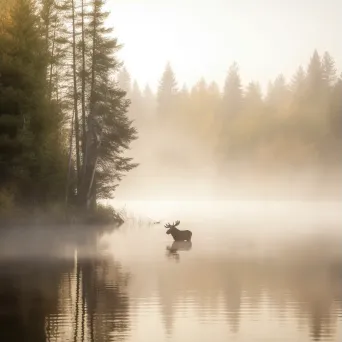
[322,52,337,87]
[0,0,68,207]
[76,0,138,206]
[0,0,136,223]
[96,81,138,199]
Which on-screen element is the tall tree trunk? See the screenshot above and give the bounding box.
[86,152,99,210]
[41,0,55,99]
[79,0,97,209]
[43,0,52,48]
[71,0,81,193]
[86,3,98,208]
[48,15,57,100]
[55,66,60,103]
[65,109,75,211]
[81,0,86,158]
[89,0,97,114]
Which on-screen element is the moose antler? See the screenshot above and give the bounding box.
[164,220,180,228]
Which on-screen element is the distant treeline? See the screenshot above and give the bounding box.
[120,51,342,175]
[0,0,137,221]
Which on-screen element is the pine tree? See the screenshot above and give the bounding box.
[306,50,324,100]
[287,66,307,125]
[78,0,137,208]
[157,62,178,119]
[322,51,337,88]
[79,0,88,154]
[329,74,342,143]
[71,0,82,187]
[321,52,338,143]
[40,0,57,98]
[302,50,330,152]
[244,82,263,111]
[0,0,67,204]
[266,74,286,103]
[95,83,138,200]
[40,0,70,102]
[222,62,243,117]
[266,74,290,116]
[290,66,306,94]
[216,63,244,163]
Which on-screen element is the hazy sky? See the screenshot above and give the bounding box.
[108,0,342,92]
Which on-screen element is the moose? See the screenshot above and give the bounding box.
[164,220,192,241]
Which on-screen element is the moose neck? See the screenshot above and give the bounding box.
[170,227,180,240]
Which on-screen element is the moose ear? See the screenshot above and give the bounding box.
[175,220,180,226]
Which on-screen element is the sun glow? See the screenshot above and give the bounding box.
[107,0,342,92]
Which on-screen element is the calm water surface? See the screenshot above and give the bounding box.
[0,202,341,342]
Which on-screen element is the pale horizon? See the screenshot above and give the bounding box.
[108,0,342,92]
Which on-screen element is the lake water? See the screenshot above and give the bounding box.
[0,201,341,342]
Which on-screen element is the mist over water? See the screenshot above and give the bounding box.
[1,199,341,342]
[112,108,342,224]
[101,120,342,341]
[1,1,342,341]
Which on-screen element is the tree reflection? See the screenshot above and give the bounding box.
[0,232,131,342]
[0,229,341,342]
[156,238,342,340]
[74,251,130,342]
[0,257,72,342]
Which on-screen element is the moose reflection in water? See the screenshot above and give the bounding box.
[164,220,192,241]
[166,240,192,261]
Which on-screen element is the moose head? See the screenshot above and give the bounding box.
[164,220,180,234]
[164,220,192,241]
